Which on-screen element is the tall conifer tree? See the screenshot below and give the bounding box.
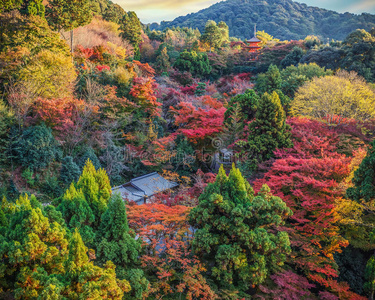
[347,140,375,201]
[189,165,292,294]
[64,229,130,299]
[246,91,292,169]
[120,11,143,59]
[76,159,112,227]
[58,183,96,245]
[0,194,69,298]
[97,193,149,298]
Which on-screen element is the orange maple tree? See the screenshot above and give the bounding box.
[127,203,217,299]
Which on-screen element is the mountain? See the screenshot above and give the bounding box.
[152,0,375,41]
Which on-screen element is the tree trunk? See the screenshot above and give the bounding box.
[70,29,74,54]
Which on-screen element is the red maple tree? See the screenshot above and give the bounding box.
[127,203,217,299]
[253,117,365,299]
[130,77,162,117]
[170,99,226,145]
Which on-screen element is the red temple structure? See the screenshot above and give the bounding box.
[244,25,261,60]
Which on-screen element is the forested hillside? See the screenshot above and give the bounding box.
[154,0,375,40]
[1,0,375,299]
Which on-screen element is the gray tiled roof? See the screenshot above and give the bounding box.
[131,172,178,196]
[112,185,145,202]
[112,172,179,204]
[247,37,261,43]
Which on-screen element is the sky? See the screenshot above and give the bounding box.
[115,0,375,24]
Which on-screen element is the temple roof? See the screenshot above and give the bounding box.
[246,37,261,43]
[112,172,179,204]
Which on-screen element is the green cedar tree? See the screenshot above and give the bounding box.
[189,165,292,292]
[245,91,292,169]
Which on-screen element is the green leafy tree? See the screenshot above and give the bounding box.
[304,35,321,49]
[12,124,58,171]
[189,165,292,294]
[120,11,143,59]
[270,89,291,115]
[103,3,126,24]
[218,21,229,45]
[0,11,68,54]
[221,104,243,147]
[280,46,304,68]
[200,20,222,52]
[0,193,130,298]
[257,30,280,46]
[46,0,93,52]
[58,159,112,245]
[78,147,102,170]
[225,89,260,122]
[341,29,375,82]
[300,46,343,71]
[97,193,149,298]
[245,91,292,169]
[347,140,375,201]
[174,50,212,78]
[280,62,333,97]
[173,134,199,177]
[255,64,282,94]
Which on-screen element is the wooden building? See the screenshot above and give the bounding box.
[112,172,178,204]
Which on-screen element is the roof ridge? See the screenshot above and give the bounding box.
[130,172,158,182]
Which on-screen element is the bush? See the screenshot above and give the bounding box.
[280,46,304,68]
[60,156,81,185]
[173,50,212,78]
[13,124,58,171]
[42,176,63,199]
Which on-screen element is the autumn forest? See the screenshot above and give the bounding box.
[1,0,375,299]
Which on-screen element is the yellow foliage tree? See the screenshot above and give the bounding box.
[256,30,280,47]
[291,71,375,123]
[0,11,75,99]
[335,148,375,250]
[17,49,76,98]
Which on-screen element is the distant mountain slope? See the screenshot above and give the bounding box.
[152,0,375,41]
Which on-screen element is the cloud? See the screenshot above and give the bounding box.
[115,0,375,24]
[345,0,375,13]
[299,0,375,13]
[116,0,218,23]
